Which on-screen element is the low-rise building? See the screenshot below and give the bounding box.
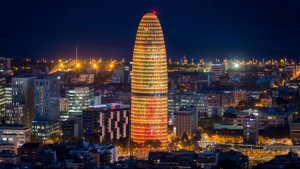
[88,144,118,163]
[236,109,292,128]
[290,119,300,145]
[0,124,30,148]
[0,142,14,152]
[4,104,24,124]
[197,151,219,168]
[17,143,44,161]
[0,150,20,165]
[32,118,60,143]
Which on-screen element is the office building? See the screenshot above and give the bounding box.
[174,106,198,137]
[112,65,130,83]
[66,85,94,118]
[59,97,69,121]
[210,63,226,80]
[82,104,130,143]
[0,124,30,149]
[62,116,82,141]
[12,75,36,128]
[131,12,168,147]
[4,104,24,124]
[34,76,60,120]
[4,84,12,105]
[31,118,60,143]
[168,90,207,122]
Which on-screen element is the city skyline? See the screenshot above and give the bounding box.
[1,0,300,60]
[1,1,300,168]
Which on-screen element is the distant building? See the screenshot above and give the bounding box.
[88,144,118,163]
[66,85,94,118]
[79,73,94,84]
[148,150,197,168]
[32,76,61,143]
[290,119,300,145]
[212,123,243,135]
[210,63,226,80]
[59,97,69,112]
[0,124,30,149]
[243,113,258,144]
[284,65,300,79]
[254,150,300,169]
[0,76,5,119]
[31,119,60,143]
[260,97,273,107]
[4,104,24,124]
[4,84,12,105]
[237,109,291,127]
[34,76,60,121]
[59,96,69,121]
[0,142,14,152]
[197,151,219,168]
[94,93,102,105]
[70,73,94,84]
[17,143,44,161]
[168,90,207,122]
[174,106,198,137]
[82,104,130,143]
[112,65,130,83]
[40,149,57,165]
[12,75,36,128]
[0,150,20,165]
[230,90,247,107]
[206,93,222,116]
[62,116,82,141]
[0,57,11,69]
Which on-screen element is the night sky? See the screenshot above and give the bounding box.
[1,0,300,61]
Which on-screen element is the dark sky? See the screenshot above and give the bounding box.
[1,0,300,61]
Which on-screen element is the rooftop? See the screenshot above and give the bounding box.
[84,104,130,112]
[0,124,29,130]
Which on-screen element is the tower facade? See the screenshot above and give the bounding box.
[131,13,168,147]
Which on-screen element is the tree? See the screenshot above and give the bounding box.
[144,139,162,149]
[192,130,201,141]
[181,132,189,142]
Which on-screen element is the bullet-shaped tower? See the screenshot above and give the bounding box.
[131,13,168,147]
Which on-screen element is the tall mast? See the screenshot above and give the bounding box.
[76,45,78,62]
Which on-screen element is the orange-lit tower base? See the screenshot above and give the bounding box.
[131,13,168,148]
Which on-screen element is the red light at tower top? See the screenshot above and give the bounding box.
[152,10,157,15]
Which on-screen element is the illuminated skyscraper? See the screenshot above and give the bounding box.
[131,13,168,147]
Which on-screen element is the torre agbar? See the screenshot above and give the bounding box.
[131,13,168,147]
